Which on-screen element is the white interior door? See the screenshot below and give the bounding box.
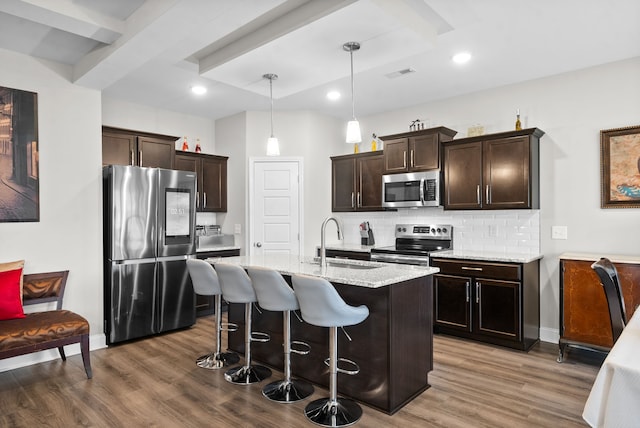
[250,159,302,256]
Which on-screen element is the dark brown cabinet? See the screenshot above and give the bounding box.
[379,127,457,173]
[431,257,540,351]
[102,126,176,169]
[331,151,384,212]
[442,128,544,210]
[175,152,228,212]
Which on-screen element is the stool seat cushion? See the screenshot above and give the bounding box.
[213,263,256,304]
[247,267,298,312]
[187,259,222,296]
[292,274,369,328]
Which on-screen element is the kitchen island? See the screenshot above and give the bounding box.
[206,255,438,414]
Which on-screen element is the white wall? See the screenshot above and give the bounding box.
[216,110,345,256]
[357,57,640,341]
[0,48,103,371]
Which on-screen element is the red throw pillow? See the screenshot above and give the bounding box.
[0,268,26,320]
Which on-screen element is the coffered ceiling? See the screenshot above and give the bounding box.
[0,0,638,121]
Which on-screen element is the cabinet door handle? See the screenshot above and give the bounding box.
[461,266,483,271]
[351,192,355,208]
[357,192,361,207]
[410,149,414,167]
[203,192,207,208]
[466,281,470,303]
[476,185,480,204]
[196,192,199,208]
[130,150,134,166]
[486,185,490,204]
[403,151,407,168]
[139,150,142,166]
[476,282,481,304]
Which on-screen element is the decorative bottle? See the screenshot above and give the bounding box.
[515,109,522,131]
[371,134,377,151]
[181,136,189,151]
[195,138,201,153]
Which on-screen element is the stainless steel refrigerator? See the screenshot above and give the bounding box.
[103,165,197,345]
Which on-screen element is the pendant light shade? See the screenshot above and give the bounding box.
[263,73,280,156]
[343,41,361,145]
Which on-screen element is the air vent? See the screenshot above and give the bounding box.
[385,68,416,79]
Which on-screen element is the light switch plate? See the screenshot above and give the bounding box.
[551,226,568,240]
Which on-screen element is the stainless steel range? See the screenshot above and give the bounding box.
[370,224,453,266]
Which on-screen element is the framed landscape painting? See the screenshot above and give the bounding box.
[0,86,39,222]
[600,125,640,208]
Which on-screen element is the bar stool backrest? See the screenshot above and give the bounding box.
[247,267,298,312]
[291,274,369,328]
[214,262,256,304]
[187,259,221,296]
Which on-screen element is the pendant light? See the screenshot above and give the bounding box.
[263,73,280,156]
[343,41,362,149]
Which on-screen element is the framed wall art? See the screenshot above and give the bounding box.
[600,125,640,208]
[0,86,39,222]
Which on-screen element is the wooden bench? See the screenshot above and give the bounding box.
[0,270,92,378]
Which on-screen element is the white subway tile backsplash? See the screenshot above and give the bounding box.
[331,209,540,256]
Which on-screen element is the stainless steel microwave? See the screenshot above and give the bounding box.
[382,171,440,208]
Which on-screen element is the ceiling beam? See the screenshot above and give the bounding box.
[0,0,123,44]
[197,0,357,75]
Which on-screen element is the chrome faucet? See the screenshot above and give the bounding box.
[320,216,343,268]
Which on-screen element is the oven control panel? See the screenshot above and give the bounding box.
[395,224,453,240]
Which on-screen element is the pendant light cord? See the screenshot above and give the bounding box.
[350,49,355,120]
[269,77,274,138]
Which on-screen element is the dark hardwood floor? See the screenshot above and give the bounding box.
[0,316,601,427]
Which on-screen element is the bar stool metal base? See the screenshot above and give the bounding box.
[262,378,314,403]
[196,351,240,370]
[304,397,362,427]
[224,364,272,385]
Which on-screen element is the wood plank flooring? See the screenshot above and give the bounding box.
[0,316,602,427]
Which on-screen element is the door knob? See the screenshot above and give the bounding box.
[256,242,262,247]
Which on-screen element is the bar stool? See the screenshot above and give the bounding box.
[186,259,239,369]
[292,274,369,427]
[213,262,272,384]
[247,266,314,403]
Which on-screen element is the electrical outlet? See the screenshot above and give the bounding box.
[234,224,241,234]
[551,226,568,240]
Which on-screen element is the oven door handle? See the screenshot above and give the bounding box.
[370,253,429,265]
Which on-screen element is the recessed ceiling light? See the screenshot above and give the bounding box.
[452,52,472,64]
[191,85,207,95]
[327,91,341,101]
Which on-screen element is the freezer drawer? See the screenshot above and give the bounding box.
[107,261,157,344]
[157,258,195,332]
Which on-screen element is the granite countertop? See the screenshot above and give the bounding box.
[196,245,240,253]
[559,252,640,264]
[432,250,543,263]
[204,254,438,288]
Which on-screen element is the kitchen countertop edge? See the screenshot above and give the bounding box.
[433,250,543,263]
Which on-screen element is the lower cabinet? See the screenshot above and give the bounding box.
[195,249,239,316]
[431,257,540,351]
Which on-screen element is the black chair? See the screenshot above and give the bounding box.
[591,257,627,344]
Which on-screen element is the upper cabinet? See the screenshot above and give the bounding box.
[175,151,228,212]
[443,128,544,210]
[379,127,457,173]
[331,151,384,212]
[102,126,176,169]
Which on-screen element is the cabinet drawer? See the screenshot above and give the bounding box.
[432,259,521,281]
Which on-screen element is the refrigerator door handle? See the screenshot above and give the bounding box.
[156,254,190,262]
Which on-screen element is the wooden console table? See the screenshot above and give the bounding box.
[558,253,640,361]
